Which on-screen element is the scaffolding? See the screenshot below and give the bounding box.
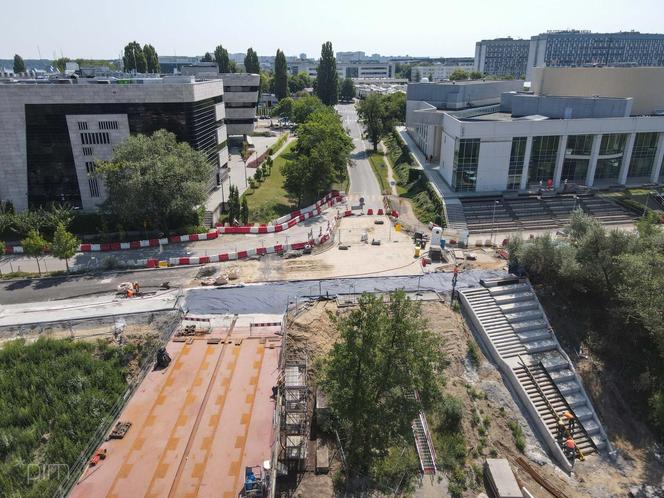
[280,362,308,470]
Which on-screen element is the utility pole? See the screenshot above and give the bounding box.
[491,200,499,247]
[450,266,459,308]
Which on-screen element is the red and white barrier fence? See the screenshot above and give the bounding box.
[161,216,339,268]
[251,321,282,327]
[3,192,346,256]
[216,191,344,234]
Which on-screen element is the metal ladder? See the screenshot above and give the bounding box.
[406,392,436,474]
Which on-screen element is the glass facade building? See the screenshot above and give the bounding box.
[628,132,659,178]
[594,133,627,181]
[561,134,593,182]
[507,137,527,190]
[24,98,223,208]
[528,136,560,186]
[452,139,480,192]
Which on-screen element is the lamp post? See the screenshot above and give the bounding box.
[491,200,499,247]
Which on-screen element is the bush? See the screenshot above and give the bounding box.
[439,395,463,431]
[467,340,480,367]
[508,420,526,452]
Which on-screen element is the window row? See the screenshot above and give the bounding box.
[98,120,119,130]
[80,132,110,145]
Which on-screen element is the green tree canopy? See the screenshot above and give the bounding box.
[339,77,356,101]
[288,72,312,94]
[143,44,160,73]
[322,290,444,479]
[292,95,325,123]
[21,229,48,276]
[13,54,25,74]
[274,49,289,100]
[201,52,214,63]
[448,69,470,81]
[469,70,483,80]
[122,41,147,72]
[357,93,388,152]
[214,45,233,73]
[51,223,80,272]
[271,97,295,121]
[240,196,249,225]
[97,130,212,232]
[316,41,338,105]
[244,47,260,74]
[282,107,352,204]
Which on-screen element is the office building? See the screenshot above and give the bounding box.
[475,30,664,79]
[406,67,664,194]
[220,73,260,136]
[0,76,228,213]
[336,51,366,63]
[180,64,259,136]
[474,38,530,78]
[287,61,396,79]
[412,58,475,82]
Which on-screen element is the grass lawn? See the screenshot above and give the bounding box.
[599,187,663,213]
[368,152,389,194]
[243,141,297,223]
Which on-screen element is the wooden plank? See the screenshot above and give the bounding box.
[515,457,569,498]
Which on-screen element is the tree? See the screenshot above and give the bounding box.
[283,107,352,203]
[97,130,212,233]
[357,94,387,152]
[413,68,421,82]
[244,48,260,74]
[322,290,444,480]
[288,72,312,94]
[292,95,324,123]
[448,69,470,81]
[51,223,79,273]
[271,97,295,121]
[21,229,48,276]
[274,49,289,100]
[201,52,214,63]
[316,42,338,105]
[143,44,160,73]
[240,197,249,225]
[339,78,356,101]
[13,54,26,74]
[226,185,241,225]
[469,70,483,80]
[122,41,147,72]
[212,45,231,73]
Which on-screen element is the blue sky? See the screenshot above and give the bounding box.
[3,0,664,59]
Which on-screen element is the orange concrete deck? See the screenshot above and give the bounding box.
[70,317,282,498]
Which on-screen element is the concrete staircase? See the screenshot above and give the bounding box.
[406,392,437,475]
[579,197,635,225]
[443,198,468,232]
[459,278,612,470]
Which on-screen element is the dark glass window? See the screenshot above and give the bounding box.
[628,132,658,178]
[595,158,621,180]
[566,134,593,156]
[507,137,526,190]
[528,136,560,185]
[452,138,480,192]
[599,134,627,156]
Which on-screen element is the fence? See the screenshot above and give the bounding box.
[50,310,183,498]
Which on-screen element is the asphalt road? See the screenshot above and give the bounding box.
[335,103,382,202]
[0,266,199,305]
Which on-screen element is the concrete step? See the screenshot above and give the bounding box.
[524,339,557,353]
[547,368,575,383]
[493,293,536,305]
[488,283,532,296]
[541,355,569,372]
[564,392,587,408]
[504,310,544,323]
[554,381,581,396]
[512,319,549,333]
[498,301,540,313]
[517,329,551,343]
[573,406,594,421]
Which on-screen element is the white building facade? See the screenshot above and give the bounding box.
[406,69,664,194]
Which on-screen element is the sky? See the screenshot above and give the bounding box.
[2,0,664,60]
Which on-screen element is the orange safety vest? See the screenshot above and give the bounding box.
[563,411,574,420]
[565,438,576,449]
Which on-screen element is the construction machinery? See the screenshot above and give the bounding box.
[428,226,444,261]
[242,465,268,497]
[156,347,171,369]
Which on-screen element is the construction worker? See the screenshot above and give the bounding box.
[562,410,576,432]
[126,287,134,298]
[564,437,576,460]
[556,416,567,441]
[133,281,140,296]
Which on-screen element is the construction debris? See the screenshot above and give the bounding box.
[108,421,132,440]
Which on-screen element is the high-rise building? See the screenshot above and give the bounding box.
[474,38,530,78]
[475,31,664,79]
[527,30,664,78]
[0,76,228,215]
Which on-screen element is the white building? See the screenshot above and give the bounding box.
[406,67,664,194]
[412,61,475,82]
[287,61,396,80]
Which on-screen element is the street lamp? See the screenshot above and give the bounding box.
[490,200,499,247]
